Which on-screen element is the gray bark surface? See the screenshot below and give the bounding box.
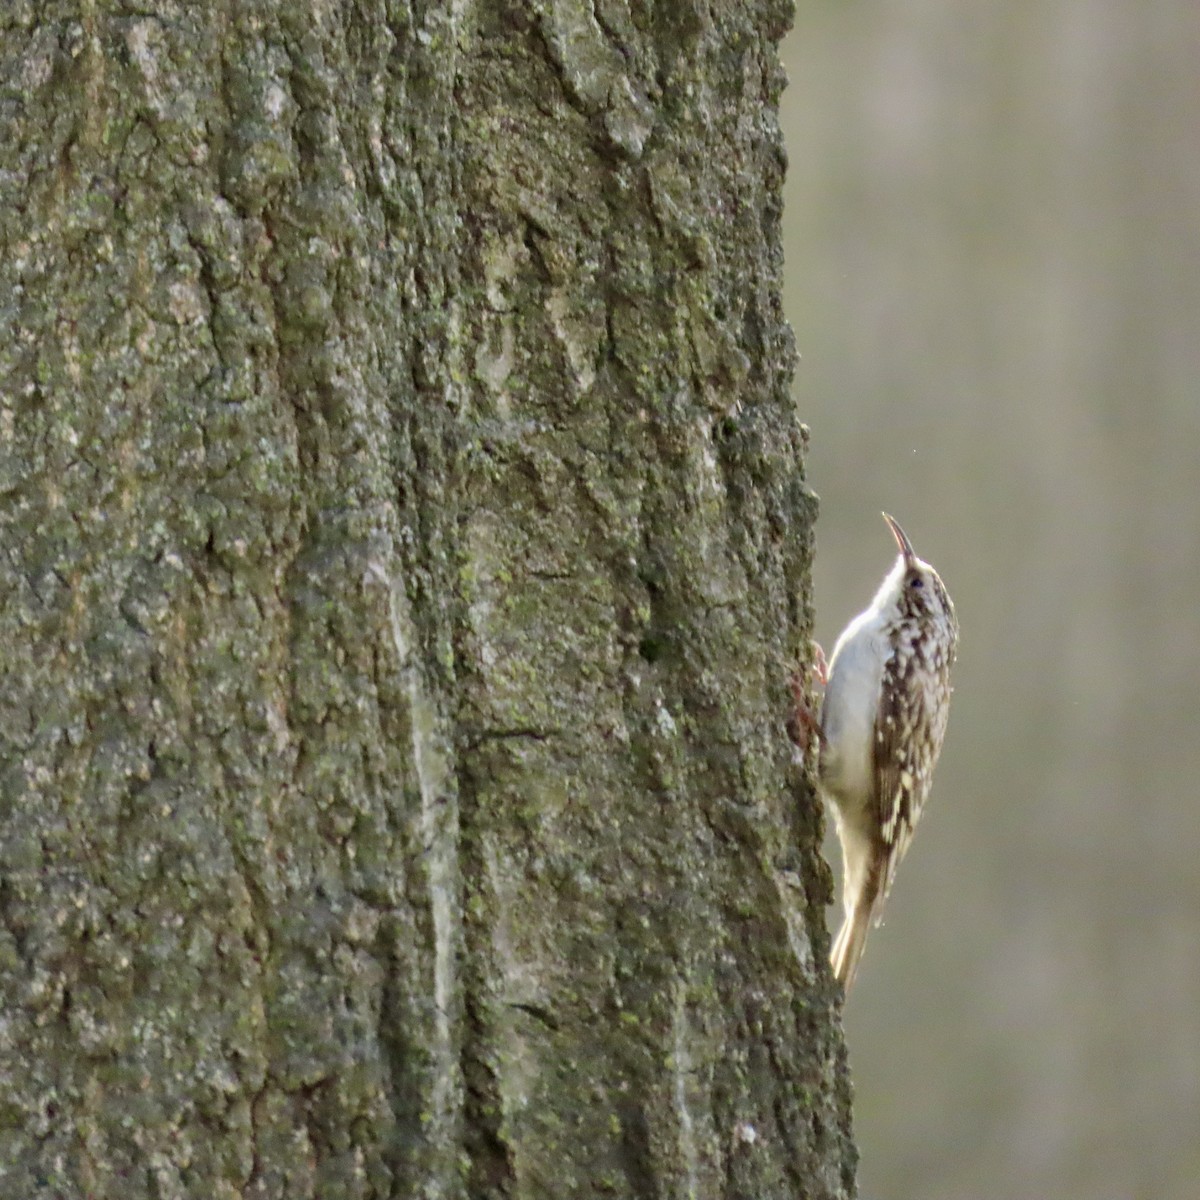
[0,3,851,1197]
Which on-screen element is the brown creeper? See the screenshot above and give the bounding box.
[820,514,958,992]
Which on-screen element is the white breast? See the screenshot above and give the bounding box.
[819,608,887,819]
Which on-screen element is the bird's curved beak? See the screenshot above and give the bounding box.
[882,512,917,563]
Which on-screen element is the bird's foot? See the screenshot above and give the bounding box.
[787,641,827,757]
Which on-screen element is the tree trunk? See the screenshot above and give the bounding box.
[0,3,851,1197]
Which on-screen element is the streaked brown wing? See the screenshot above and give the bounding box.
[871,647,928,910]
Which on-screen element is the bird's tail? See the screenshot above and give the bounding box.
[830,895,875,993]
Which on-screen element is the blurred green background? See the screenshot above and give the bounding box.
[781,4,1200,1198]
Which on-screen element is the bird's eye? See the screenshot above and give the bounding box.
[910,576,924,589]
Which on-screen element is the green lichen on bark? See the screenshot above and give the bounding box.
[0,1,852,1198]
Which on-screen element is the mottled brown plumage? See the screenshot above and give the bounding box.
[820,515,958,992]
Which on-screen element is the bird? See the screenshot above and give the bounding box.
[818,513,958,992]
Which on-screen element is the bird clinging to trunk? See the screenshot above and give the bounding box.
[819,514,958,992]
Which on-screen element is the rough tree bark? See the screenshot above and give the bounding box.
[0,2,852,1198]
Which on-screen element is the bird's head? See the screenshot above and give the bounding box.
[877,513,957,636]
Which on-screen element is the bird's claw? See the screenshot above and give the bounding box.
[788,641,827,754]
[810,639,828,687]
